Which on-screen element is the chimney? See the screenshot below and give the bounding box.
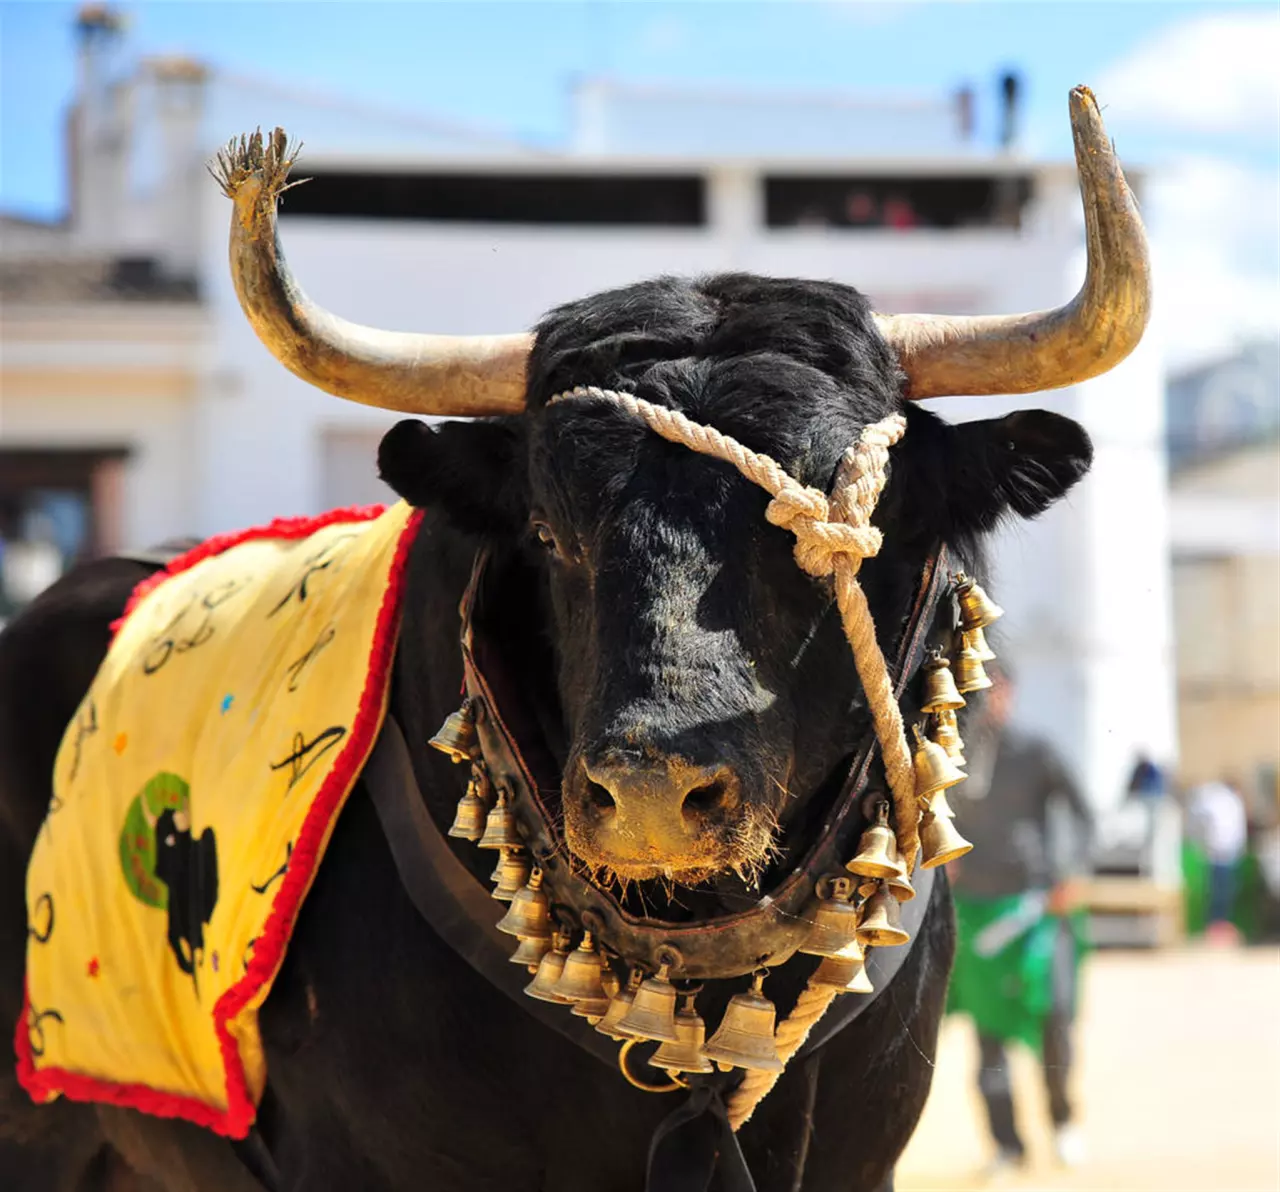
[146,55,210,282]
[71,4,128,245]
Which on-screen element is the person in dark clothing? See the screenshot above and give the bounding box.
[946,661,1094,1177]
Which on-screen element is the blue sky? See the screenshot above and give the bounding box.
[2,0,1275,218]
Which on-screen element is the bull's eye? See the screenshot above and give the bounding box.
[530,519,559,552]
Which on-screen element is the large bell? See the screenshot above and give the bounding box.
[525,934,574,1003]
[913,724,966,802]
[931,708,966,765]
[492,848,531,902]
[615,964,680,1044]
[920,809,973,869]
[954,574,1004,631]
[702,973,784,1073]
[811,940,873,994]
[551,932,610,1017]
[962,625,997,662]
[953,640,993,694]
[857,884,910,947]
[921,654,966,714]
[477,790,521,851]
[651,994,714,1075]
[428,700,479,763]
[446,778,488,842]
[845,802,904,880]
[496,868,552,940]
[800,877,862,957]
[510,933,552,969]
[596,968,643,1039]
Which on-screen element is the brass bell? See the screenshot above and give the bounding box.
[962,625,996,662]
[510,933,552,969]
[702,972,784,1073]
[554,932,613,1018]
[651,993,714,1075]
[477,790,521,851]
[931,708,965,765]
[857,884,910,947]
[929,787,957,819]
[811,940,874,994]
[954,574,1004,631]
[492,848,531,902]
[446,778,487,841]
[800,877,862,957]
[913,724,966,802]
[496,868,552,940]
[525,934,574,1003]
[615,964,680,1044]
[596,968,643,1038]
[921,653,966,714]
[952,640,992,694]
[858,837,916,902]
[428,700,479,763]
[920,809,973,869]
[845,802,905,880]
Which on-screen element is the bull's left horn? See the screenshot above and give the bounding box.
[872,86,1151,399]
[211,128,531,417]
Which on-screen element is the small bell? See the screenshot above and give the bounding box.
[919,809,973,869]
[931,708,966,765]
[496,868,552,940]
[596,968,644,1039]
[615,964,680,1044]
[929,787,957,819]
[962,625,997,662]
[702,973,784,1073]
[525,934,574,1003]
[859,838,915,901]
[477,790,521,851]
[954,574,1004,631]
[921,653,966,714]
[913,724,966,802]
[857,884,910,947]
[800,877,863,957]
[550,931,611,1017]
[428,700,479,763]
[492,848,531,902]
[952,640,993,694]
[845,802,905,880]
[811,940,874,994]
[651,993,714,1075]
[446,777,488,842]
[509,933,552,969]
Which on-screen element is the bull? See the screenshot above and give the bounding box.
[0,87,1148,1191]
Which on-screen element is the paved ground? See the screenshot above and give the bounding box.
[897,944,1280,1192]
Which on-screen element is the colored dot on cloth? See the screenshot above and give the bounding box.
[112,733,128,755]
[220,694,234,713]
[87,958,100,978]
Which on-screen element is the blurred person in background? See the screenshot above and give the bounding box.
[1187,776,1248,945]
[946,661,1094,1179]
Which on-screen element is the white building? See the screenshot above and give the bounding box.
[0,8,1172,811]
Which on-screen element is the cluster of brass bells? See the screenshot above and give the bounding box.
[952,573,1003,694]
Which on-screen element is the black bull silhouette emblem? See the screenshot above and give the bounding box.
[151,807,219,983]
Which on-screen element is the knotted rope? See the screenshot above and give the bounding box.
[547,386,916,1129]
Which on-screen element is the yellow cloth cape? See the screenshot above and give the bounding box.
[19,502,421,1137]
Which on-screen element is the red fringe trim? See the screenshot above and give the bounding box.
[16,503,423,1139]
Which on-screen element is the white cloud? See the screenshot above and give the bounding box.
[1096,9,1280,140]
[1147,156,1280,370]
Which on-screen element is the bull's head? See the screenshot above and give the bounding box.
[217,88,1148,887]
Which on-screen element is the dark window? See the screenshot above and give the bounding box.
[765,175,1032,230]
[280,172,706,227]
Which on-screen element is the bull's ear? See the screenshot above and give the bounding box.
[378,419,529,538]
[899,407,1093,541]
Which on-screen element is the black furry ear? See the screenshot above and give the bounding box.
[899,406,1093,542]
[377,419,528,538]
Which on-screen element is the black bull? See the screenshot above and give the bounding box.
[0,275,1093,1191]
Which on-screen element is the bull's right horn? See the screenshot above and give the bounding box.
[211,128,531,417]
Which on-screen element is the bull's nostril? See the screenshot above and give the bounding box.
[585,780,617,817]
[682,779,730,818]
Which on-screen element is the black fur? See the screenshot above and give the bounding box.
[1,273,1089,1190]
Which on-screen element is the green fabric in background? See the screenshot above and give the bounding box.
[1181,840,1262,941]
